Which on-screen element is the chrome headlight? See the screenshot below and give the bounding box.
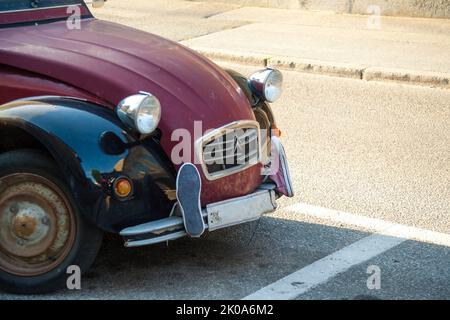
[117,92,161,135]
[249,68,283,103]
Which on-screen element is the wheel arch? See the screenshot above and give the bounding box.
[0,97,177,232]
[0,123,53,157]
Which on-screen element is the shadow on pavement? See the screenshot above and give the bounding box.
[1,216,449,299]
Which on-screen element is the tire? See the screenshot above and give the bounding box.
[0,149,103,294]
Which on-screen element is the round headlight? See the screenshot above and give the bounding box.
[117,92,161,135]
[249,68,283,103]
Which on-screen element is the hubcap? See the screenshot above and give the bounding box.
[0,174,76,276]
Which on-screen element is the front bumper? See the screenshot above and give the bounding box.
[120,131,294,248]
[120,183,278,248]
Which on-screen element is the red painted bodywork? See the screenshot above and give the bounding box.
[0,11,262,204]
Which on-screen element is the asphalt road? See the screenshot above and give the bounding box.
[1,62,449,300]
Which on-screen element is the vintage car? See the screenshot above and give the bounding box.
[0,0,293,293]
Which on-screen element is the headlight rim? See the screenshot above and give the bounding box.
[117,92,161,136]
[249,68,283,103]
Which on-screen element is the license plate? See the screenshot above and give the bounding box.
[206,189,277,232]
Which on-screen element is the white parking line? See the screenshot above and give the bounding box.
[244,233,405,300]
[244,202,450,300]
[288,203,450,248]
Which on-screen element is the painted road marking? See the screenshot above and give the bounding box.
[244,203,450,300]
[244,232,405,300]
[288,203,450,248]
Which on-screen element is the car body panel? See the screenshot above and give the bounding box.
[0,18,263,204]
[0,65,109,106]
[0,97,177,232]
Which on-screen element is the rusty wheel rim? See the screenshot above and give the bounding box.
[0,174,76,277]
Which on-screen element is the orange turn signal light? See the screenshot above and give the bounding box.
[272,124,282,137]
[113,177,133,198]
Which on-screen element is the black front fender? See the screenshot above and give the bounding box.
[0,97,176,233]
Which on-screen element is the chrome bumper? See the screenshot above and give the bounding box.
[120,184,278,248]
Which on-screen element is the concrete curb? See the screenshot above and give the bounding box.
[194,0,450,19]
[267,56,365,80]
[363,67,450,88]
[188,46,450,89]
[191,47,269,67]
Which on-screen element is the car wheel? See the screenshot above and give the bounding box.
[0,149,103,294]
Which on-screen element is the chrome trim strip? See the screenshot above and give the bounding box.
[120,216,184,237]
[124,231,187,248]
[194,120,262,181]
[122,185,278,248]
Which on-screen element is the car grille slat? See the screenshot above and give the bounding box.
[236,147,259,163]
[197,121,261,180]
[204,130,258,149]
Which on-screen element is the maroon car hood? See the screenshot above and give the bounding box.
[0,18,255,141]
[0,18,263,204]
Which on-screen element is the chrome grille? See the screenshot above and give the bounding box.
[196,121,261,180]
